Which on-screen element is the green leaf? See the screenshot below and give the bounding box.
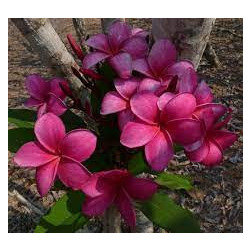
[8,128,35,153]
[84,151,111,172]
[139,192,201,233]
[8,109,36,128]
[173,144,184,153]
[128,151,150,175]
[34,191,88,233]
[155,172,193,191]
[60,109,86,131]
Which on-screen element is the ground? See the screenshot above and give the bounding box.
[8,18,243,233]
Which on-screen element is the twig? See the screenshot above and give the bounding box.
[204,42,221,68]
[8,190,44,216]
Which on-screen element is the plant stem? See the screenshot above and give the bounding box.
[103,205,121,233]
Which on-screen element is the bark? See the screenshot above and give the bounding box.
[152,18,216,69]
[11,18,89,106]
[72,18,89,52]
[204,42,221,68]
[102,205,121,233]
[72,18,87,42]
[101,18,125,33]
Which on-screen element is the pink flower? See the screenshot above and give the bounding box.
[82,169,158,229]
[100,77,140,130]
[120,92,203,171]
[83,21,148,79]
[67,34,85,61]
[14,113,97,197]
[24,74,68,118]
[185,104,237,166]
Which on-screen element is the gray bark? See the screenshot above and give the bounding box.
[11,18,89,106]
[72,18,89,52]
[102,206,121,233]
[152,18,216,69]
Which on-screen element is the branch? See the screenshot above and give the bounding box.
[72,18,89,52]
[11,18,89,107]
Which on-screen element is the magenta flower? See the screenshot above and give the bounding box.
[82,169,158,229]
[133,40,198,93]
[185,104,237,166]
[14,113,97,196]
[24,74,68,118]
[83,21,148,79]
[120,92,203,171]
[100,77,140,130]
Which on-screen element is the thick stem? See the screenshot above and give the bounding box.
[11,18,89,107]
[72,18,89,52]
[152,18,216,69]
[103,205,121,233]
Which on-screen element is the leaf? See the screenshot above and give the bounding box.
[84,151,111,173]
[128,151,150,175]
[8,109,36,128]
[60,109,86,131]
[8,128,35,153]
[155,172,193,191]
[173,144,184,153]
[139,192,201,233]
[34,190,88,233]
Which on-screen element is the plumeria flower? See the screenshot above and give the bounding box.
[83,21,148,79]
[24,74,69,118]
[14,113,97,196]
[82,169,158,229]
[120,92,203,171]
[185,104,237,166]
[101,77,140,130]
[133,39,197,94]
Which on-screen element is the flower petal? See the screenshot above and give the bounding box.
[57,157,91,190]
[166,118,202,145]
[132,58,154,78]
[49,78,68,99]
[60,129,97,162]
[161,93,196,122]
[118,108,135,131]
[108,53,132,79]
[210,130,237,151]
[36,158,59,197]
[138,78,162,95]
[194,80,213,105]
[202,141,223,166]
[194,103,227,130]
[108,21,131,51]
[25,74,49,101]
[37,103,47,118]
[157,92,176,110]
[114,189,136,229]
[120,121,159,148]
[100,91,128,115]
[123,177,158,200]
[46,93,67,116]
[186,139,209,162]
[82,192,116,216]
[85,34,111,54]
[82,52,109,69]
[131,28,149,38]
[166,61,197,93]
[114,77,139,100]
[130,92,159,124]
[121,36,148,59]
[145,129,174,171]
[148,39,176,75]
[14,141,57,167]
[24,97,43,107]
[34,113,66,153]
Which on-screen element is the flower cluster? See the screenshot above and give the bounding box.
[14,21,237,229]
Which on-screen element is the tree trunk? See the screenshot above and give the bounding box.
[102,206,121,233]
[11,18,89,106]
[101,18,125,33]
[152,18,216,69]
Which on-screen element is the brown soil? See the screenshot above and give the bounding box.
[8,18,243,233]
